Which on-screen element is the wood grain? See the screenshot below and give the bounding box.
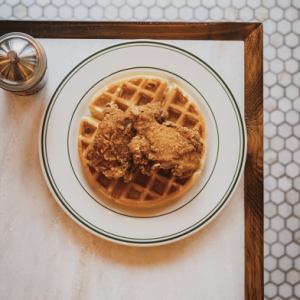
[244,24,264,300]
[0,21,263,299]
[0,21,259,40]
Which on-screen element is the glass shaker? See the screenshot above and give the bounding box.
[0,32,47,95]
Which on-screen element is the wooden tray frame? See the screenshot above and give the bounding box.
[0,21,263,300]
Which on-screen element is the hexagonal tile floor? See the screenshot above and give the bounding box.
[0,0,299,299]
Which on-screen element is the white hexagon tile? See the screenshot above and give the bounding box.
[0,0,300,299]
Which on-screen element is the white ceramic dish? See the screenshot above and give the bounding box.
[40,41,246,246]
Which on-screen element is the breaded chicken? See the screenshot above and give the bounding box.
[86,103,135,182]
[128,102,203,178]
[87,101,203,181]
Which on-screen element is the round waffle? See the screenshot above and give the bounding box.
[78,76,207,209]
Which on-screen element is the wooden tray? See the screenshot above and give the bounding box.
[0,21,263,300]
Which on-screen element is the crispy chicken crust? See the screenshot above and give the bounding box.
[86,104,135,182]
[86,102,203,181]
[128,103,203,178]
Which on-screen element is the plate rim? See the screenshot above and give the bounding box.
[39,40,247,246]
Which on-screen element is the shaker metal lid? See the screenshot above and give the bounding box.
[0,32,47,92]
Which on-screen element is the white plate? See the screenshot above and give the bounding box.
[40,41,246,246]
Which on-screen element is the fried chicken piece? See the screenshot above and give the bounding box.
[86,103,135,182]
[86,100,203,182]
[128,102,203,178]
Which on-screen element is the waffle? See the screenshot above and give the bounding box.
[78,76,206,209]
